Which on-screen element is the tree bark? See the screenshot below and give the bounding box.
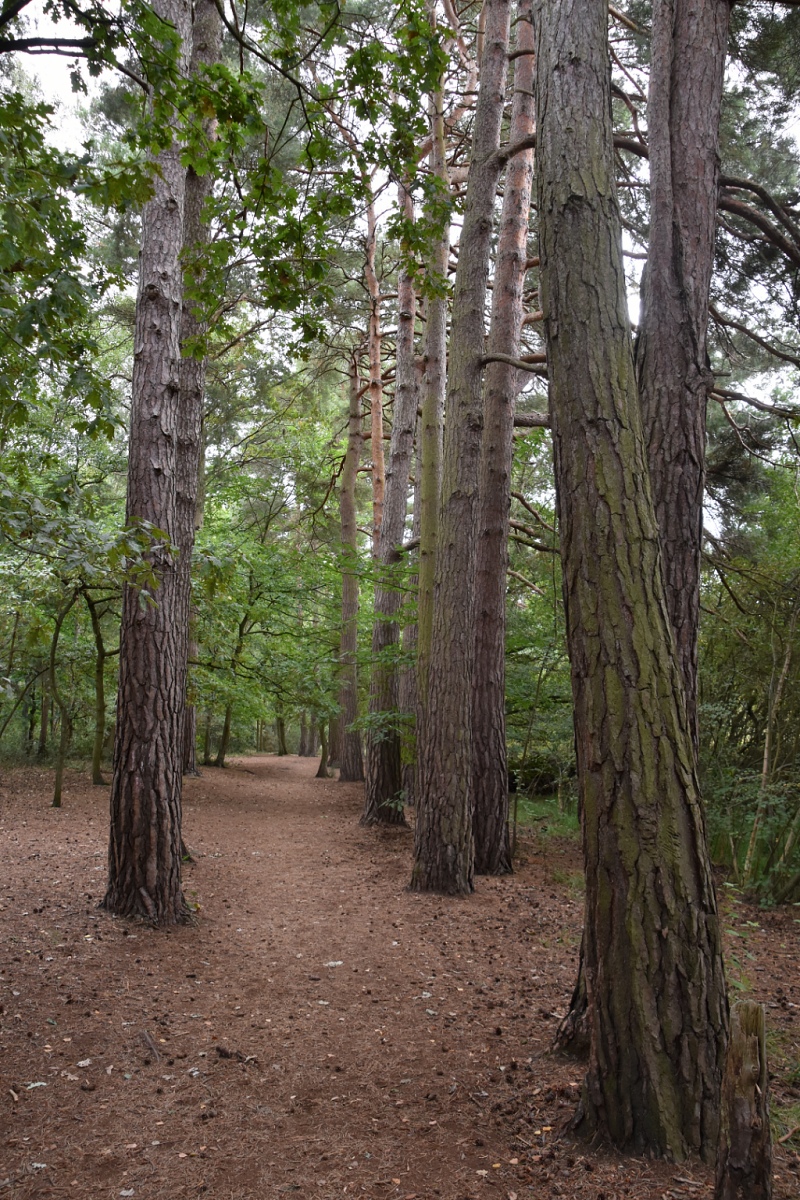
[363,182,418,826]
[635,0,731,750]
[534,0,727,1159]
[104,0,192,925]
[338,357,365,782]
[715,1002,772,1200]
[415,83,449,757]
[179,0,221,775]
[365,196,385,553]
[412,0,512,894]
[471,3,535,876]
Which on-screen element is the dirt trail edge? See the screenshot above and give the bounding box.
[1,756,798,1199]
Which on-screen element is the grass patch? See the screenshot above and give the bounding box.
[512,792,580,841]
[771,1099,800,1147]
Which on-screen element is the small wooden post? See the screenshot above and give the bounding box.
[715,1000,772,1200]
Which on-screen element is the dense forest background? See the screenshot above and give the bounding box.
[0,0,799,902]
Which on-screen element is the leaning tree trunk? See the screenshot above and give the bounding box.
[363,183,418,826]
[534,0,728,1160]
[411,0,512,895]
[635,0,731,750]
[338,357,365,782]
[104,0,192,925]
[471,3,535,875]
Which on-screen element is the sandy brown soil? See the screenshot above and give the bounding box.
[1,755,799,1200]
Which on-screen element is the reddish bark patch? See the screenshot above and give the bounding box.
[1,756,798,1198]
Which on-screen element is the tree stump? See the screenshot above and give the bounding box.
[715,1001,772,1200]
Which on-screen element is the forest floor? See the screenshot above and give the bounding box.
[1,755,799,1200]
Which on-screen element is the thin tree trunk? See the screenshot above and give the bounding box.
[50,597,77,808]
[534,0,727,1159]
[338,357,365,782]
[635,0,731,750]
[316,722,329,778]
[298,710,309,756]
[276,714,289,756]
[82,589,107,786]
[104,0,192,925]
[363,182,418,826]
[471,4,535,875]
[412,0,512,894]
[25,683,36,755]
[415,83,449,754]
[400,415,422,806]
[215,703,232,767]
[327,714,341,767]
[179,0,220,774]
[365,196,385,552]
[37,681,49,759]
[744,605,798,883]
[202,710,213,765]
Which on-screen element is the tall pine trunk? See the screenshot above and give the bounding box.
[635,0,731,749]
[338,357,365,782]
[534,0,727,1159]
[104,0,192,925]
[179,0,221,776]
[363,184,418,825]
[412,0,512,894]
[414,87,448,794]
[471,4,535,875]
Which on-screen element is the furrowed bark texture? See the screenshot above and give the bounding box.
[338,360,365,783]
[412,0,511,895]
[714,1001,772,1200]
[179,0,221,777]
[471,3,535,876]
[534,0,727,1159]
[365,197,385,553]
[363,185,418,826]
[415,88,449,750]
[635,0,731,748]
[104,0,192,926]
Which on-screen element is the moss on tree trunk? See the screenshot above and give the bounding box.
[534,0,727,1160]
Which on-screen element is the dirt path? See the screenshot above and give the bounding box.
[1,756,799,1199]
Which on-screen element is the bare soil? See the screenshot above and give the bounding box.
[1,755,799,1200]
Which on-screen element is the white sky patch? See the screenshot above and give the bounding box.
[22,0,109,150]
